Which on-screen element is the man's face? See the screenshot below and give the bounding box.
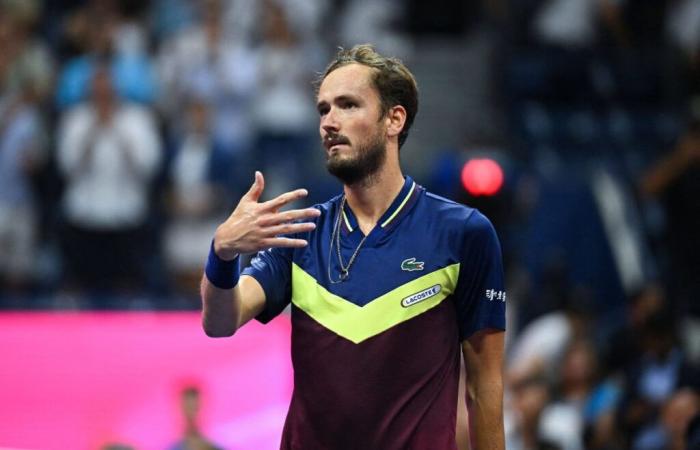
[317,64,388,185]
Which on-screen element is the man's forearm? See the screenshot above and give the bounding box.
[200,276,239,337]
[466,379,504,450]
[640,149,690,197]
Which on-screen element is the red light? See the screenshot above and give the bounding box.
[461,158,504,196]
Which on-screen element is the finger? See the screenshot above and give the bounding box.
[258,208,321,227]
[242,171,265,202]
[260,237,309,248]
[263,221,317,237]
[260,188,309,212]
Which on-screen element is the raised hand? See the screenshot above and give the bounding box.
[213,171,321,260]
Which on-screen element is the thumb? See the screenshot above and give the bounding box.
[243,171,264,202]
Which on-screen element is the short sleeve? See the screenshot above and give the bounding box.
[454,211,506,340]
[241,246,294,323]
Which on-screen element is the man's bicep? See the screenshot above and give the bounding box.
[461,329,505,383]
[236,275,268,328]
[461,331,506,450]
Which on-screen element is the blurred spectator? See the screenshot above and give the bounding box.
[162,96,240,295]
[0,0,50,293]
[531,0,604,49]
[169,386,222,450]
[583,378,623,450]
[149,0,197,41]
[666,0,700,62]
[251,0,318,199]
[601,283,667,376]
[537,339,599,450]
[157,0,258,156]
[225,0,326,47]
[0,85,46,293]
[662,389,700,450]
[100,444,135,450]
[599,0,669,50]
[55,0,157,108]
[619,310,700,448]
[639,117,700,361]
[505,376,552,450]
[598,0,678,105]
[504,0,608,104]
[337,0,411,58]
[0,0,53,103]
[507,0,682,107]
[507,287,592,387]
[56,65,162,295]
[632,388,700,450]
[666,0,700,106]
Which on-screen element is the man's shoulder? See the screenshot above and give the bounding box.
[421,191,469,214]
[419,190,493,234]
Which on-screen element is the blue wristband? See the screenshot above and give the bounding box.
[205,240,240,289]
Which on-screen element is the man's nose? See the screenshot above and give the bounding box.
[320,108,339,133]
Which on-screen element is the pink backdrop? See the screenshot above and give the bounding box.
[0,312,293,450]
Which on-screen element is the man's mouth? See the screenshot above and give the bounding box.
[324,135,350,151]
[329,143,348,152]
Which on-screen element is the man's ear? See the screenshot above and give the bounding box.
[385,105,407,140]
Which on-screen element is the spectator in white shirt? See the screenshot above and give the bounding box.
[56,64,162,294]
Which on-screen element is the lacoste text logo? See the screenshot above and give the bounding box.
[401,257,424,271]
[401,284,442,308]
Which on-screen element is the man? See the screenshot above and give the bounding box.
[201,45,506,449]
[57,65,162,294]
[169,386,222,450]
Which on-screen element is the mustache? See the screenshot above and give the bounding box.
[323,134,351,149]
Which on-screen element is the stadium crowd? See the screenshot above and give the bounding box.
[1,0,699,448]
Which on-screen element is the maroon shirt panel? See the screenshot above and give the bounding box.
[280,299,461,450]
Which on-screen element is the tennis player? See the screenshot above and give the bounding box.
[201,44,506,450]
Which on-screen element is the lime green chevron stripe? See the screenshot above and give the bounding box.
[291,262,460,344]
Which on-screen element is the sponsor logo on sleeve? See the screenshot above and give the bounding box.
[485,289,506,302]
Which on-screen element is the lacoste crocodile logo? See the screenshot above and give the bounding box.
[401,257,425,271]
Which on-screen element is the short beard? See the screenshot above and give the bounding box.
[325,132,387,186]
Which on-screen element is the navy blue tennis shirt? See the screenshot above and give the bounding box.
[242,176,506,450]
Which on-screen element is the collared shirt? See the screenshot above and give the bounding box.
[242,176,506,450]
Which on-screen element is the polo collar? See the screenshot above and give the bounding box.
[340,176,421,237]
